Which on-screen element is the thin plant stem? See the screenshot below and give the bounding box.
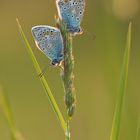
[65,123,70,140]
[55,17,76,140]
[56,18,76,119]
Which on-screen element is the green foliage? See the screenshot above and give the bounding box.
[0,86,24,140]
[110,22,132,140]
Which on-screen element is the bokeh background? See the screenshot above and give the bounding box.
[0,0,140,140]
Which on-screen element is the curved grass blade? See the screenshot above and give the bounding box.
[0,86,24,140]
[16,19,67,132]
[110,22,132,140]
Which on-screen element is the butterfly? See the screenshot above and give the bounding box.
[56,0,85,36]
[31,25,64,66]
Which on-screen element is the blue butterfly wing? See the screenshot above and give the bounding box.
[56,0,85,34]
[31,26,64,62]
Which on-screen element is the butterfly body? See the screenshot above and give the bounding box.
[56,0,85,35]
[31,26,64,66]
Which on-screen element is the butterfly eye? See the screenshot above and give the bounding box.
[77,28,82,33]
[51,59,59,66]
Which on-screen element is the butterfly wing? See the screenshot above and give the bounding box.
[56,0,85,35]
[31,26,64,63]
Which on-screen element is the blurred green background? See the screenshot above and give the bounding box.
[0,0,140,139]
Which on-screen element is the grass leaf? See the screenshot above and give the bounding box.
[16,18,67,132]
[0,86,24,140]
[110,22,132,140]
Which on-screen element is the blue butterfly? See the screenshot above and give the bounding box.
[31,26,64,66]
[56,0,85,36]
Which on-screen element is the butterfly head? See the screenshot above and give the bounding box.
[51,59,60,66]
[69,27,83,36]
[51,53,64,66]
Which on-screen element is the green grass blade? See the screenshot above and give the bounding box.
[0,86,16,139]
[0,86,24,140]
[110,22,132,140]
[16,18,67,132]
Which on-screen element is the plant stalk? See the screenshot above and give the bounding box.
[56,18,76,118]
[65,123,70,140]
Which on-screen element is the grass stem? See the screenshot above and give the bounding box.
[56,18,76,118]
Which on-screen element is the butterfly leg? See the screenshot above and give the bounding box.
[58,61,64,71]
[38,65,50,78]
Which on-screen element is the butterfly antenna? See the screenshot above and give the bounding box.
[83,29,96,40]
